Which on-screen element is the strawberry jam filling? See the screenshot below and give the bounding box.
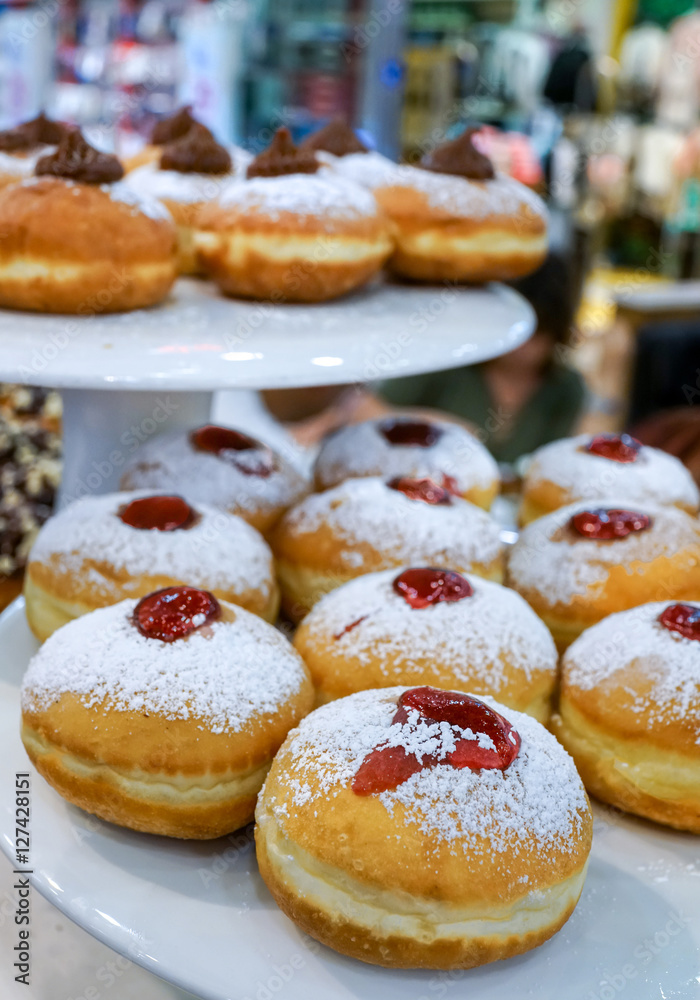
[134,586,220,642]
[379,419,442,447]
[190,425,274,477]
[570,507,651,540]
[586,433,641,463]
[119,495,194,531]
[393,567,473,609]
[658,603,700,641]
[388,476,452,505]
[333,615,368,640]
[352,687,521,795]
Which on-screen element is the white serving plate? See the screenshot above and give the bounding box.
[0,279,533,390]
[2,598,699,1000]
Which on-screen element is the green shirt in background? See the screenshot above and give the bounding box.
[380,363,587,465]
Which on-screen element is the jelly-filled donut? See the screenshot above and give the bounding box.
[0,129,177,314]
[271,476,504,620]
[519,433,700,525]
[256,686,592,968]
[552,601,700,833]
[24,491,279,642]
[21,589,314,838]
[507,498,700,651]
[294,567,557,719]
[313,415,499,509]
[120,425,308,536]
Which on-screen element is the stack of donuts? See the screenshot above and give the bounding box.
[19,409,700,974]
[0,110,548,313]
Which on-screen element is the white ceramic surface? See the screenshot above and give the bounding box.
[0,279,534,390]
[2,600,699,1000]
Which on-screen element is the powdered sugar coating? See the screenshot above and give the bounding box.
[281,477,503,568]
[319,150,401,189]
[27,490,274,603]
[302,569,557,692]
[0,148,48,179]
[106,180,174,222]
[508,497,700,606]
[125,162,235,205]
[341,160,547,223]
[526,434,700,510]
[120,430,308,518]
[21,598,307,733]
[215,173,382,222]
[267,687,588,853]
[314,416,499,494]
[562,601,700,741]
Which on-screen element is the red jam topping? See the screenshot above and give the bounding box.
[570,508,651,540]
[134,586,220,642]
[388,476,452,505]
[393,567,472,609]
[190,425,274,478]
[379,419,442,448]
[119,495,194,532]
[586,433,641,464]
[658,603,700,641]
[352,687,521,795]
[333,615,368,640]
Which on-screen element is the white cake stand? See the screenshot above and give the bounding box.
[0,278,534,501]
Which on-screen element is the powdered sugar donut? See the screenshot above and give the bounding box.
[125,123,239,274]
[313,414,500,509]
[507,498,700,652]
[21,588,314,838]
[195,127,393,303]
[120,425,308,536]
[520,433,700,525]
[0,129,177,314]
[552,601,700,833]
[255,685,592,968]
[271,476,504,620]
[24,491,279,642]
[299,116,400,189]
[367,129,548,283]
[294,567,557,720]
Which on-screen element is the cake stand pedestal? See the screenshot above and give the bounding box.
[0,277,534,504]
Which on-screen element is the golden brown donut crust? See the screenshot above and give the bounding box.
[0,178,177,312]
[195,202,393,303]
[21,602,314,838]
[374,183,547,283]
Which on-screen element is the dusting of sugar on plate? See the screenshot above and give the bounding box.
[21,599,307,733]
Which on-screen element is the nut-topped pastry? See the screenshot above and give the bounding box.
[519,433,700,524]
[256,685,592,968]
[0,128,177,313]
[552,601,700,833]
[24,490,280,642]
[271,476,504,620]
[21,587,314,838]
[507,498,700,651]
[126,122,238,274]
[294,567,558,720]
[195,126,393,302]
